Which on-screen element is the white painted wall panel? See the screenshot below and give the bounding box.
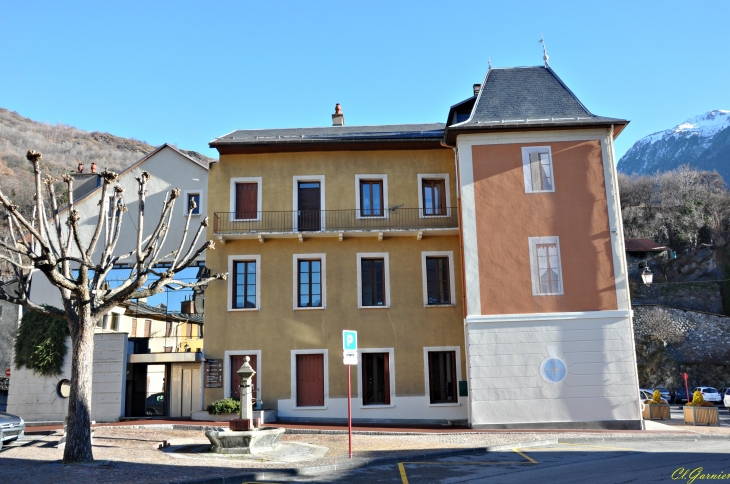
[466,315,641,426]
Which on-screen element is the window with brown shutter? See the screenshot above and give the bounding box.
[362,352,390,405]
[296,353,325,407]
[185,323,192,338]
[131,318,137,337]
[230,354,258,404]
[144,319,151,337]
[235,183,258,220]
[422,179,446,216]
[523,147,554,193]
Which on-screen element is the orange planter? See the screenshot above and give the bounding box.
[642,403,670,420]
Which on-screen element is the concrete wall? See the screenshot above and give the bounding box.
[7,333,128,423]
[0,299,21,373]
[466,313,640,428]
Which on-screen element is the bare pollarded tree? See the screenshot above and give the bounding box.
[0,150,225,464]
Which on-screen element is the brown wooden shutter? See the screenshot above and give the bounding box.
[296,353,325,407]
[131,318,137,337]
[230,354,258,403]
[529,152,542,191]
[186,323,192,338]
[236,183,258,220]
[383,353,391,404]
[144,319,151,337]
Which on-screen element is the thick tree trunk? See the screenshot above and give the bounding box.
[62,307,96,464]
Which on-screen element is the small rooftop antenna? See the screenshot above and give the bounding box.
[539,34,549,67]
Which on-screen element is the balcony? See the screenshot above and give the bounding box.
[213,208,459,242]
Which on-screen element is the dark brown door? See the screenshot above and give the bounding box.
[298,182,321,231]
[296,353,325,407]
[235,183,258,220]
[230,354,258,404]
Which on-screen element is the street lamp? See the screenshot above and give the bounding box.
[641,264,653,286]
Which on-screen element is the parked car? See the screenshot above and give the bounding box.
[145,393,165,416]
[724,388,730,410]
[693,387,721,404]
[674,388,689,404]
[0,411,25,444]
[639,389,654,401]
[654,388,671,402]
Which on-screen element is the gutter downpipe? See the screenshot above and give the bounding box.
[442,139,472,428]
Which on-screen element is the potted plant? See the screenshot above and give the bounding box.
[191,398,241,422]
[642,390,670,420]
[683,390,719,426]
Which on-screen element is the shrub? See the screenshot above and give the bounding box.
[647,389,668,405]
[207,398,240,415]
[686,390,714,407]
[13,308,69,376]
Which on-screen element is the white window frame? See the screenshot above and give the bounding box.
[356,252,390,309]
[183,189,204,217]
[521,146,555,193]
[421,251,456,307]
[292,175,326,231]
[528,236,564,296]
[230,177,262,222]
[423,346,462,406]
[228,254,262,311]
[357,347,395,409]
[292,253,326,310]
[355,174,389,219]
[417,173,451,219]
[223,349,262,399]
[290,349,329,409]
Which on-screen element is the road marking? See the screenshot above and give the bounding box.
[513,448,538,464]
[398,449,537,483]
[398,462,409,484]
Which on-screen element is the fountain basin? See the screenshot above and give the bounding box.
[205,427,285,454]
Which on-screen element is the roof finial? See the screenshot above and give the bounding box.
[539,34,549,67]
[488,56,492,70]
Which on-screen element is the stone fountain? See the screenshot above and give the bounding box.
[205,356,284,454]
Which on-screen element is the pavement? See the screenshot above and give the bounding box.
[2,408,729,484]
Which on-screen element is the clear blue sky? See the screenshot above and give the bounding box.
[1,1,727,160]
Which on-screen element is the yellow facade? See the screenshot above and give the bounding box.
[204,147,467,422]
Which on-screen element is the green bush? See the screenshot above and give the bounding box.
[13,308,69,376]
[207,398,240,415]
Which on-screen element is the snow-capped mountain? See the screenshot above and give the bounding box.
[618,110,730,181]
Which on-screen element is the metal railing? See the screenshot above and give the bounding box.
[213,208,458,234]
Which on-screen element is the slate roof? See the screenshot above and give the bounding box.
[444,66,628,143]
[210,123,445,147]
[123,300,204,324]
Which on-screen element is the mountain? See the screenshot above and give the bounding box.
[617,110,730,182]
[0,107,212,213]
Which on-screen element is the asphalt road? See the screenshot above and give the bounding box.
[272,440,730,484]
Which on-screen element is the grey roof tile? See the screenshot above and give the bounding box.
[210,123,445,146]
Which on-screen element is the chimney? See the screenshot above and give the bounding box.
[90,162,97,174]
[77,162,84,173]
[181,297,194,315]
[473,84,481,97]
[332,103,344,126]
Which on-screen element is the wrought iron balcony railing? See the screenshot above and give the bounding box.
[213,208,458,235]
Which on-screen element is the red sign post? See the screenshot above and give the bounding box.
[4,368,9,378]
[683,372,689,404]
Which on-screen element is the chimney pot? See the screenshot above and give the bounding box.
[332,104,345,126]
[77,162,84,173]
[473,84,481,97]
[90,162,97,173]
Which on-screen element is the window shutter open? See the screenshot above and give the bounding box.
[529,152,542,191]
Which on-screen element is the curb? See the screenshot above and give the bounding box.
[166,439,558,484]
